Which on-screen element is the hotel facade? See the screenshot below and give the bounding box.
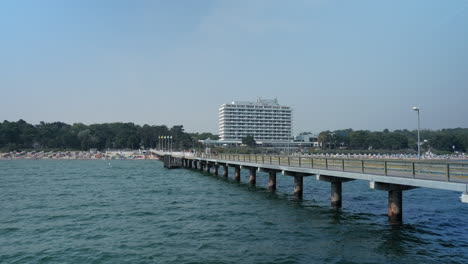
[218,98,292,143]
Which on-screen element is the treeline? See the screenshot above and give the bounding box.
[2,120,467,153]
[0,120,218,151]
[316,128,468,152]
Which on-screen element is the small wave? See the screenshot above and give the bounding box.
[128,211,157,217]
[0,227,20,234]
[85,234,107,240]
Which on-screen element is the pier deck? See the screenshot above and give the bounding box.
[153,151,468,224]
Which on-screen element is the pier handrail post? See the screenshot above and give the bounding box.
[384,161,388,175]
[262,155,264,164]
[412,162,416,178]
[288,157,290,166]
[311,157,314,168]
[361,160,365,173]
[446,164,450,182]
[299,157,302,167]
[325,159,328,170]
[270,156,272,164]
[342,159,345,171]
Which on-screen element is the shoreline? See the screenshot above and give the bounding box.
[0,150,159,160]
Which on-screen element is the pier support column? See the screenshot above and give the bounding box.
[206,163,212,173]
[268,171,276,191]
[249,168,256,185]
[222,165,228,178]
[199,162,204,171]
[294,175,303,200]
[214,165,219,176]
[234,166,241,182]
[283,171,312,200]
[370,182,416,225]
[316,175,354,209]
[331,181,342,209]
[189,160,193,168]
[193,161,198,169]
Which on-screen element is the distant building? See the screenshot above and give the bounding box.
[218,98,292,143]
[294,134,320,148]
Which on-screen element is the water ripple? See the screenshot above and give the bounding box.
[0,160,467,264]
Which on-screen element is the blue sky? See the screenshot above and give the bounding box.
[1,0,467,134]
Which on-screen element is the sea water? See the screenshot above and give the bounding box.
[1,160,467,263]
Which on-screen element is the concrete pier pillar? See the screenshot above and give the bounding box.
[316,175,354,209]
[249,168,256,185]
[389,190,403,225]
[294,175,303,200]
[194,161,198,169]
[370,182,414,225]
[222,165,228,178]
[199,162,204,171]
[214,165,219,176]
[331,181,342,208]
[268,171,276,191]
[206,163,212,173]
[188,160,193,168]
[234,166,241,182]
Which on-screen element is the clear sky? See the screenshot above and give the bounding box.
[1,0,467,134]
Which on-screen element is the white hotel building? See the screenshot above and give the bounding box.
[218,98,292,144]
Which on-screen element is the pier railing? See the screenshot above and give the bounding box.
[197,154,468,183]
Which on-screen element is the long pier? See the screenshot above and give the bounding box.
[154,151,468,224]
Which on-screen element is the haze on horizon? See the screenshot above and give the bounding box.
[1,0,467,134]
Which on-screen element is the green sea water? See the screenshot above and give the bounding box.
[1,160,467,263]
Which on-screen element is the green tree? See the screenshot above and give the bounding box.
[350,130,370,149]
[2,119,466,153]
[318,131,331,149]
[242,135,256,147]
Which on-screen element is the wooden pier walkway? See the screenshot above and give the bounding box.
[153,151,468,224]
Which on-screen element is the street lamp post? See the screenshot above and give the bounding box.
[412,106,421,159]
[331,132,336,149]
